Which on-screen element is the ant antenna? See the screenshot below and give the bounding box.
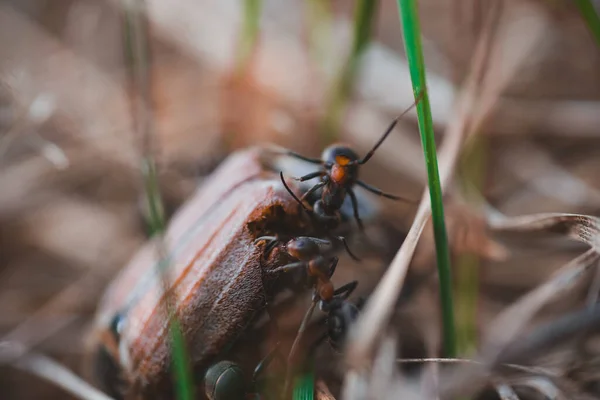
[356,88,426,166]
[280,171,313,217]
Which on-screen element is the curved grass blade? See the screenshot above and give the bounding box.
[396,0,456,357]
[489,212,600,252]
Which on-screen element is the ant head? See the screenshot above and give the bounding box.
[321,145,360,166]
[286,236,320,260]
[327,301,360,351]
[321,145,360,185]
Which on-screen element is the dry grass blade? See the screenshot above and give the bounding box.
[497,140,600,209]
[495,382,520,400]
[510,377,561,400]
[345,0,503,369]
[440,249,600,398]
[0,342,114,400]
[484,249,599,357]
[489,213,600,252]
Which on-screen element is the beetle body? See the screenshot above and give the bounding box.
[92,148,320,399]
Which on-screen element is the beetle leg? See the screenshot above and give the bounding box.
[355,179,415,203]
[347,187,365,232]
[267,261,307,275]
[293,170,326,182]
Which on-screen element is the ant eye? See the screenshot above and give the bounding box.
[204,361,246,400]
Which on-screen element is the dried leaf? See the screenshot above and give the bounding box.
[489,213,600,253]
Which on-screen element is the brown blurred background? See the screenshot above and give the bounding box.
[1,0,600,398]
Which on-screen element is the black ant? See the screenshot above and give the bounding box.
[277,91,423,231]
[203,276,362,400]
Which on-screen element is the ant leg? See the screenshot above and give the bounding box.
[355,180,415,202]
[283,298,318,397]
[254,236,278,244]
[267,261,307,275]
[307,331,329,356]
[281,150,323,165]
[294,170,325,182]
[254,236,280,260]
[336,236,361,262]
[252,342,284,385]
[347,188,365,231]
[333,281,358,300]
[326,257,339,279]
[299,180,327,202]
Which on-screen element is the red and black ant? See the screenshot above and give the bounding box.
[277,91,423,231]
[203,278,362,400]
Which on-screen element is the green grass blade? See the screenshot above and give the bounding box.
[306,0,333,64]
[396,0,457,357]
[321,0,379,144]
[455,135,488,355]
[236,0,263,74]
[575,0,600,47]
[123,1,194,398]
[292,369,315,400]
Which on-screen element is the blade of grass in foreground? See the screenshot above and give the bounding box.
[575,0,600,47]
[123,1,194,398]
[293,368,315,400]
[396,0,457,357]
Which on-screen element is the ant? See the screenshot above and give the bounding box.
[277,91,423,231]
[203,277,362,400]
[254,232,362,396]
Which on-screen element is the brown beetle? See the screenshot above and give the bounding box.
[90,147,371,399]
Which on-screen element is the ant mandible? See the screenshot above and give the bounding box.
[279,90,424,231]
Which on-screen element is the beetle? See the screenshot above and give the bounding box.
[90,146,374,399]
[274,93,423,231]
